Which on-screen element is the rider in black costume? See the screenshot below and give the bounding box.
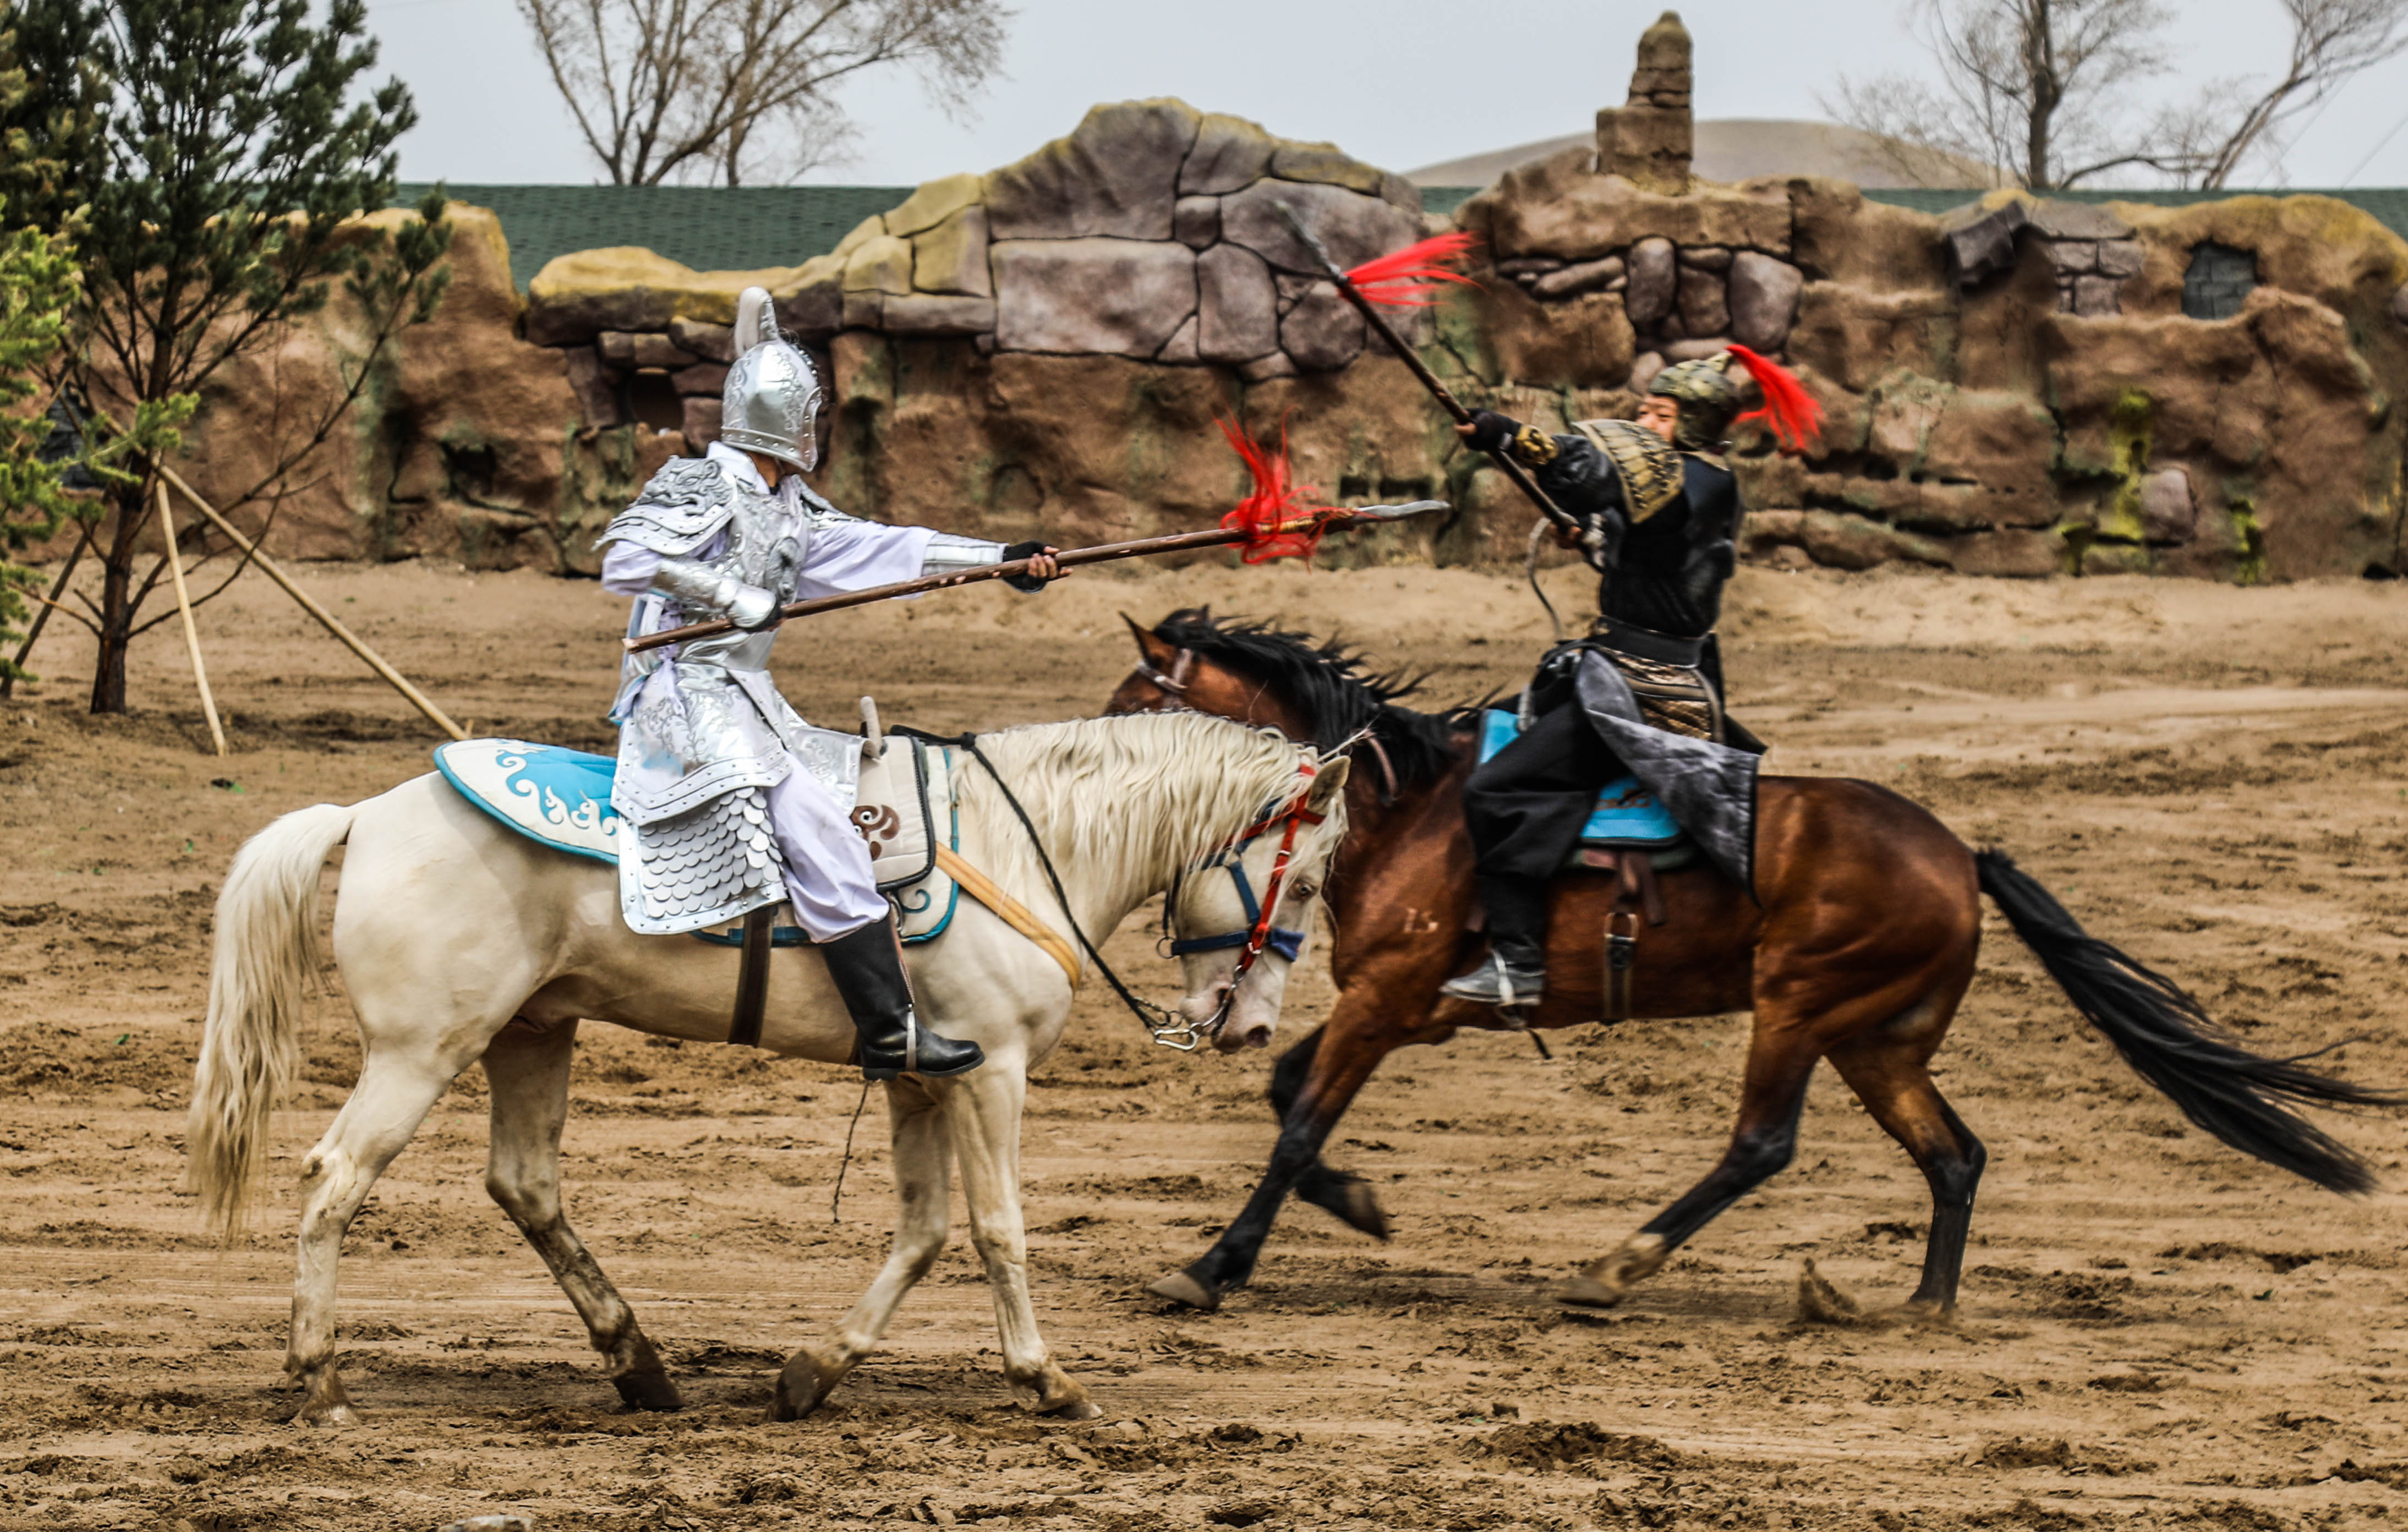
[1442,350,1805,1007]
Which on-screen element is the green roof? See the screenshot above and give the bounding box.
[396,183,913,289]
[1864,186,2408,242]
[398,183,2408,292]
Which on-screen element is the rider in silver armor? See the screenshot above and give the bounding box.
[598,287,1064,1080]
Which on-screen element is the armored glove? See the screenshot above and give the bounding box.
[1000,540,1060,593]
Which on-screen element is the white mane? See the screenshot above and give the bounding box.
[955,712,1344,921]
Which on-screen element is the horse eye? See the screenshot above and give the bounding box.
[1290,882,1317,901]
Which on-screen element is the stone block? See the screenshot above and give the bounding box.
[1533,255,1624,300]
[1173,195,1220,249]
[2097,240,2146,279]
[1181,111,1276,195]
[986,98,1201,240]
[884,171,983,237]
[992,238,1197,357]
[1629,350,1665,392]
[1661,336,1731,362]
[597,331,695,370]
[2138,467,2196,541]
[1727,251,1803,352]
[2026,199,2133,239]
[1676,266,1727,337]
[1239,351,1297,381]
[882,294,998,335]
[1680,245,1732,271]
[1950,528,2062,577]
[1794,509,1952,571]
[667,317,734,363]
[2070,275,2123,316]
[1268,140,1386,195]
[842,290,884,330]
[844,234,915,295]
[779,280,842,340]
[1943,200,2027,290]
[561,346,622,428]
[1596,102,1693,194]
[1197,242,1278,363]
[1624,237,1676,329]
[1922,389,2059,526]
[1279,282,1364,371]
[911,205,993,297]
[1479,282,1635,388]
[669,361,727,396]
[2044,239,2098,276]
[1221,177,1424,276]
[1157,313,1200,363]
[681,392,721,450]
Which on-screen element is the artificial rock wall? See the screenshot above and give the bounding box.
[144,10,2408,583]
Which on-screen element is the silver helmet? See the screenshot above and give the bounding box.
[718,286,823,471]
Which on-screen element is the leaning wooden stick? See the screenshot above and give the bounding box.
[1270,205,1585,546]
[0,519,93,698]
[150,460,469,742]
[628,501,1447,655]
[155,480,227,756]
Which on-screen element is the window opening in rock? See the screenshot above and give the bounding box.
[2181,244,2257,321]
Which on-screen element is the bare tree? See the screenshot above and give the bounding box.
[1827,0,2177,190]
[2155,0,2408,186]
[1829,0,2408,190]
[515,0,1010,186]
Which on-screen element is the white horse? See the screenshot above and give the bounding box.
[187,712,1349,1426]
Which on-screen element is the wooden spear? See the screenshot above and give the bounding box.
[155,479,227,756]
[627,501,1448,655]
[150,461,468,742]
[1269,204,1585,546]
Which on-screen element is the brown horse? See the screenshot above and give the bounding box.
[1107,609,2394,1316]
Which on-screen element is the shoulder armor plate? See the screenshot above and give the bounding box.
[595,457,737,555]
[1570,419,1684,524]
[795,481,863,530]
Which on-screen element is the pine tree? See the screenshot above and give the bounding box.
[29,0,451,713]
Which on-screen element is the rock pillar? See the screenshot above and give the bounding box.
[1596,11,1693,194]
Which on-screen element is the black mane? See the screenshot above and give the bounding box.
[1150,608,1480,789]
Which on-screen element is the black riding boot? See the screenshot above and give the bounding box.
[820,918,984,1081]
[1441,874,1551,1007]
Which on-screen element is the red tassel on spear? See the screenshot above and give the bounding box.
[1342,231,1481,308]
[1216,416,1344,564]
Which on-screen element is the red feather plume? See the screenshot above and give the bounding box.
[1217,416,1339,563]
[1343,231,1481,308]
[1726,344,1823,453]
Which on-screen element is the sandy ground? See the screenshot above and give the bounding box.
[5,553,2408,1531]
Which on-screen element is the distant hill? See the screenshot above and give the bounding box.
[1407,118,1995,190]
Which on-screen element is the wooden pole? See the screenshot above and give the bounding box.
[626,502,1446,655]
[155,480,226,756]
[0,518,94,698]
[150,460,468,742]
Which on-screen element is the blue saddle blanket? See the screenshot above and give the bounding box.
[435,738,622,862]
[1477,709,1684,849]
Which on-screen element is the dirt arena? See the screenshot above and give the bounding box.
[4,551,2408,1531]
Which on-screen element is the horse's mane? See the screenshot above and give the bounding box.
[1150,608,1477,790]
[957,710,1347,918]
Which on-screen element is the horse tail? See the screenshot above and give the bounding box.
[189,801,358,1240]
[1975,849,2396,1194]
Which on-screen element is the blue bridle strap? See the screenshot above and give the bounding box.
[1166,841,1306,962]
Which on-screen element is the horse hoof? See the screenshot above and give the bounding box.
[612,1368,683,1413]
[1050,1395,1104,1420]
[1147,1269,1223,1311]
[769,1347,842,1422]
[1557,1273,1625,1310]
[294,1401,359,1428]
[1303,1174,1391,1241]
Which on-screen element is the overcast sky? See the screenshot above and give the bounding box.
[369,1,2408,189]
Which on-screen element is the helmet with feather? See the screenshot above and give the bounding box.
[1648,346,1823,455]
[718,287,824,472]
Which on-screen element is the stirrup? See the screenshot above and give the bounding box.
[859,1009,984,1082]
[1440,953,1546,1009]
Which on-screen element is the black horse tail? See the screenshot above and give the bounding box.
[1976,849,2396,1194]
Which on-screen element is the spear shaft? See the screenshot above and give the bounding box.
[1272,204,1585,545]
[624,501,1446,655]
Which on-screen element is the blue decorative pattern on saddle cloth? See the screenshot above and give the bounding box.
[432,737,959,945]
[1477,710,1684,848]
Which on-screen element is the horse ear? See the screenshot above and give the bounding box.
[1120,611,1178,665]
[1308,757,1351,806]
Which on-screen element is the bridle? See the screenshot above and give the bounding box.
[1154,761,1327,1052]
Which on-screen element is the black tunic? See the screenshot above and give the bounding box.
[1530,437,1742,641]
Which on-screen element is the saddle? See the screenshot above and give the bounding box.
[1473,709,1681,1022]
